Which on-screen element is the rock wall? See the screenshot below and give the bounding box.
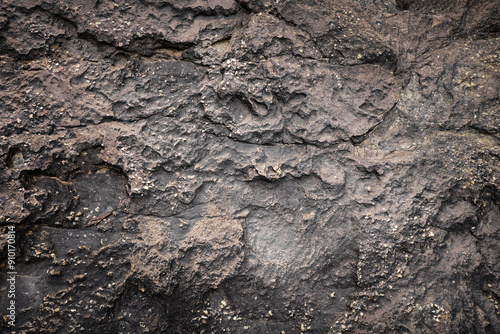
[0,0,499,333]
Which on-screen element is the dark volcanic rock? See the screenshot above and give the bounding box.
[0,0,499,333]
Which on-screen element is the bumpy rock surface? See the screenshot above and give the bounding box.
[1,0,499,333]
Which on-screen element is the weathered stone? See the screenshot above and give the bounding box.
[0,0,499,333]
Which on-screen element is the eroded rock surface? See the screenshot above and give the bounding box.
[0,0,499,333]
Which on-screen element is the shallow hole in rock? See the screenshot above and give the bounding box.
[395,0,411,10]
[5,146,24,169]
[111,52,128,67]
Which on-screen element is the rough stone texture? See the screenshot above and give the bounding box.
[0,0,499,333]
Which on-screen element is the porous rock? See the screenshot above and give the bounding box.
[0,0,499,333]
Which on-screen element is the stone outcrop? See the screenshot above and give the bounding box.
[0,0,499,333]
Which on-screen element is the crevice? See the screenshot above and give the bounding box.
[203,128,342,149]
[4,3,243,62]
[350,101,400,146]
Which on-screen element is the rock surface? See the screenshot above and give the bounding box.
[0,0,499,333]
